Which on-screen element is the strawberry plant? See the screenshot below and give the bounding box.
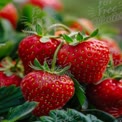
[86,59,122,118]
[0,0,122,121]
[57,30,110,84]
[0,85,24,116]
[39,109,117,122]
[0,57,23,87]
[20,42,75,116]
[18,34,60,74]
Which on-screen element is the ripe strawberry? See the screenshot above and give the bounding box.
[0,72,21,87]
[18,35,60,74]
[57,38,110,84]
[28,0,63,11]
[21,43,75,116]
[21,70,74,116]
[103,107,122,118]
[86,78,122,117]
[0,57,23,87]
[100,37,122,66]
[70,18,94,35]
[0,3,18,28]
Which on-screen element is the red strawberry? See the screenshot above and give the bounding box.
[21,70,74,116]
[0,72,21,87]
[0,57,23,87]
[18,35,60,74]
[0,3,18,28]
[103,107,122,118]
[86,79,122,117]
[21,43,75,116]
[101,37,122,66]
[28,0,63,11]
[70,18,94,35]
[57,38,110,84]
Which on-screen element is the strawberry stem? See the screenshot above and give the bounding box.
[48,23,72,33]
[51,42,63,72]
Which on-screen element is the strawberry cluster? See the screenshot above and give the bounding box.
[0,0,122,121]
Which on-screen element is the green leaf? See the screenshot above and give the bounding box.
[82,109,117,122]
[0,41,15,58]
[36,24,43,36]
[34,58,44,70]
[0,0,12,9]
[90,29,99,37]
[73,78,86,106]
[115,64,122,71]
[76,33,83,41]
[84,36,90,40]
[0,86,24,115]
[0,19,25,59]
[62,34,73,43]
[86,114,103,122]
[39,109,118,122]
[40,109,105,122]
[40,116,54,122]
[43,60,50,71]
[0,19,15,42]
[4,102,37,122]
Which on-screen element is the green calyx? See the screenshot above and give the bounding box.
[61,29,99,46]
[23,23,71,43]
[30,42,71,75]
[0,57,24,78]
[103,56,122,80]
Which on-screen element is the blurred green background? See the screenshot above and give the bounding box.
[61,0,122,46]
[62,0,122,27]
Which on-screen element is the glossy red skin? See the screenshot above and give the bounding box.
[101,38,122,66]
[0,3,18,28]
[103,107,122,118]
[86,79,122,117]
[18,35,60,74]
[0,72,22,87]
[57,39,110,84]
[29,0,63,10]
[21,71,75,116]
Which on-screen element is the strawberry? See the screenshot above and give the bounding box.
[57,37,110,84]
[21,70,74,116]
[28,0,63,11]
[0,57,23,87]
[18,35,60,74]
[103,107,122,118]
[0,3,18,28]
[86,78,122,117]
[100,37,122,66]
[0,72,22,87]
[21,43,75,116]
[70,18,94,35]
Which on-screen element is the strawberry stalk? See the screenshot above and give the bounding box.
[50,41,71,75]
[51,42,63,71]
[48,23,72,33]
[30,41,70,75]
